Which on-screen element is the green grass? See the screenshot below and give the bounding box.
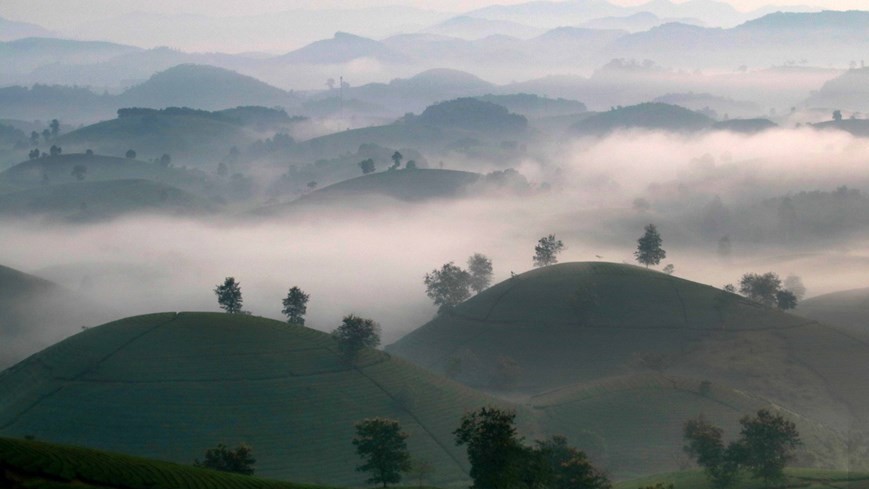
[797,288,869,335]
[0,436,333,489]
[0,313,507,486]
[0,178,214,221]
[616,468,869,489]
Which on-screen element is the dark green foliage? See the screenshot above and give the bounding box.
[29,148,40,159]
[415,98,528,134]
[353,418,411,487]
[739,409,801,486]
[684,410,801,488]
[775,290,798,310]
[359,158,376,174]
[536,435,611,489]
[635,224,666,268]
[49,144,62,156]
[194,443,256,476]
[281,286,309,325]
[125,149,136,159]
[454,407,527,489]
[215,277,244,314]
[332,314,380,361]
[570,103,713,135]
[390,151,403,171]
[424,262,472,312]
[467,253,493,294]
[533,234,564,268]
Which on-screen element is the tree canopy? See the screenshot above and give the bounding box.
[635,224,666,267]
[214,277,243,314]
[332,314,381,361]
[353,418,412,487]
[467,253,493,294]
[533,235,565,268]
[738,272,798,310]
[424,262,472,312]
[193,443,255,476]
[281,286,310,325]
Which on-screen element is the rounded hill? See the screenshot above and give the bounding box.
[798,287,869,335]
[387,262,869,438]
[570,103,713,135]
[0,312,502,486]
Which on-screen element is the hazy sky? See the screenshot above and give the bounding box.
[3,0,868,27]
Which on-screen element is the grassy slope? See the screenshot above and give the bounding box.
[387,262,869,471]
[0,178,213,221]
[570,103,713,135]
[255,169,481,215]
[616,468,869,489]
[798,288,869,335]
[0,313,508,486]
[0,436,332,489]
[1,154,186,187]
[56,114,255,162]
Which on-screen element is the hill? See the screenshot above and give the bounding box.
[0,312,504,486]
[423,16,544,39]
[0,18,54,41]
[570,103,712,135]
[0,264,109,369]
[257,169,482,215]
[55,108,259,163]
[798,288,869,335]
[806,68,869,112]
[475,93,587,118]
[118,64,298,111]
[0,179,214,222]
[0,437,323,489]
[412,97,527,134]
[386,262,869,441]
[276,32,408,64]
[0,37,140,76]
[615,468,869,489]
[711,118,777,134]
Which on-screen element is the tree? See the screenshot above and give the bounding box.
[424,262,472,312]
[783,275,806,300]
[42,128,50,142]
[28,148,40,160]
[775,290,797,310]
[49,144,62,156]
[30,130,39,146]
[662,264,675,275]
[125,149,136,159]
[71,164,87,181]
[467,253,493,294]
[683,416,740,489]
[536,435,611,489]
[390,151,403,170]
[533,234,564,267]
[332,314,380,361]
[359,158,376,174]
[405,160,417,170]
[833,110,843,122]
[194,443,255,475]
[49,119,60,138]
[281,286,309,325]
[353,418,412,487]
[739,409,801,486]
[635,224,666,267]
[160,153,172,168]
[214,277,243,314]
[454,407,526,489]
[738,272,781,307]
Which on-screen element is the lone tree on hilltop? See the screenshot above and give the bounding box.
[332,314,380,361]
[390,151,403,170]
[359,158,376,175]
[635,224,666,268]
[424,262,472,312]
[125,149,136,159]
[467,253,493,294]
[533,234,565,267]
[353,418,412,487]
[281,286,310,325]
[214,277,243,314]
[194,443,255,475]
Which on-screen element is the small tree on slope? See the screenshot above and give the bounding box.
[353,418,412,487]
[635,224,666,268]
[281,286,310,325]
[214,277,243,314]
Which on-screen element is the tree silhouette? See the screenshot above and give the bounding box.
[424,262,472,312]
[281,286,310,325]
[332,314,380,361]
[467,253,493,294]
[359,158,376,175]
[635,224,666,268]
[125,149,136,159]
[533,234,564,267]
[353,418,412,487]
[194,443,255,475]
[214,277,243,314]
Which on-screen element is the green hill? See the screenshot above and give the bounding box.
[798,287,869,335]
[0,264,109,369]
[0,437,327,489]
[55,109,257,163]
[256,169,482,215]
[570,103,713,135]
[0,312,507,486]
[386,262,869,443]
[2,153,181,187]
[616,468,869,489]
[0,178,214,221]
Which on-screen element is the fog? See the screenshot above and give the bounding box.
[4,126,869,367]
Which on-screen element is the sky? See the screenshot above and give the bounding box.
[2,0,868,27]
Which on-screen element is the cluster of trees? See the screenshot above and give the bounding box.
[193,443,256,475]
[424,253,493,312]
[213,277,378,363]
[684,409,801,488]
[357,150,417,175]
[724,272,799,310]
[350,407,610,489]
